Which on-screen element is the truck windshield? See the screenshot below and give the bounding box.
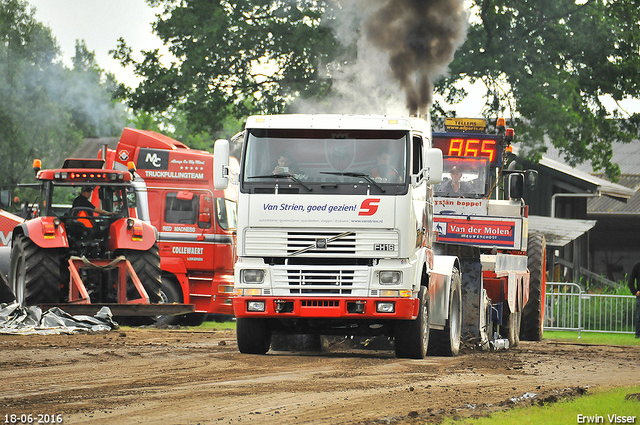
[242,129,409,195]
[435,156,490,198]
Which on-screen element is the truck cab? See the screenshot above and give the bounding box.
[432,118,545,347]
[107,128,238,324]
[214,114,464,359]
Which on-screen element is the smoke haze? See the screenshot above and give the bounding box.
[294,0,468,116]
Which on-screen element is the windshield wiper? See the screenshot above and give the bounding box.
[248,174,312,192]
[320,171,385,193]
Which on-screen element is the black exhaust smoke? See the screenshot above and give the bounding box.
[364,0,468,115]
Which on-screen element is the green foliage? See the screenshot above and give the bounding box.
[113,1,640,179]
[0,0,126,188]
[113,0,339,136]
[438,0,640,181]
[126,106,244,157]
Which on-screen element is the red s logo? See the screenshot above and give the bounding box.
[359,199,380,216]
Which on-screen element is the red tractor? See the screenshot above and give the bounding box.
[7,158,179,316]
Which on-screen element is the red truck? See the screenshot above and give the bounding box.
[104,128,238,325]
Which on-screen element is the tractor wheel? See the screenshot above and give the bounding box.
[0,272,16,304]
[9,235,62,306]
[521,232,546,341]
[156,275,184,326]
[117,244,162,303]
[503,309,521,348]
[236,318,271,354]
[394,286,430,359]
[428,268,462,356]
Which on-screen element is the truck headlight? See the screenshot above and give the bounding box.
[376,302,395,313]
[247,301,266,312]
[241,269,265,284]
[379,271,402,284]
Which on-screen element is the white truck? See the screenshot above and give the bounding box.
[213,114,521,358]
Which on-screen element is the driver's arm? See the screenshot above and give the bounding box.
[94,206,114,216]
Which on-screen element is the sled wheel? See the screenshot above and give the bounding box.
[521,232,546,341]
[503,309,521,348]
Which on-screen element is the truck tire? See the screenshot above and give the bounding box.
[181,313,207,326]
[117,244,162,303]
[271,334,322,352]
[521,232,546,341]
[394,286,430,359]
[237,318,271,354]
[9,235,62,306]
[156,275,183,326]
[428,268,462,356]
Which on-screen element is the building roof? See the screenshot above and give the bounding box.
[529,215,597,247]
[535,140,640,214]
[544,140,640,175]
[538,157,636,200]
[587,174,640,215]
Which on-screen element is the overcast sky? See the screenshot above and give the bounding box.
[28,0,164,88]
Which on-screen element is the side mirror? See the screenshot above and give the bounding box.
[198,193,212,225]
[213,139,230,190]
[507,173,524,199]
[525,169,538,189]
[177,190,194,201]
[424,148,443,184]
[0,190,12,208]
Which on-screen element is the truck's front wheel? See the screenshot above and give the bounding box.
[394,286,430,359]
[156,275,183,326]
[237,318,272,354]
[9,235,62,306]
[428,268,462,356]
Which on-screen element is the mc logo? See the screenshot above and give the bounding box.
[358,198,380,216]
[145,152,163,168]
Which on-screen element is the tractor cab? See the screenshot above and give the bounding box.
[34,158,136,259]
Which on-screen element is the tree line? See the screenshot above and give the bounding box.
[1,0,638,194]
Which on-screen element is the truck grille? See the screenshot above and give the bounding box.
[272,266,370,296]
[244,229,399,258]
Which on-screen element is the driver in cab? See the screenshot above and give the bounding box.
[72,186,114,216]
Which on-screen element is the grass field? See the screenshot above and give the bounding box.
[438,331,640,424]
[543,330,640,346]
[198,320,236,330]
[440,385,640,425]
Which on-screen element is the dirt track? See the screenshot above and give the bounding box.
[1,328,639,425]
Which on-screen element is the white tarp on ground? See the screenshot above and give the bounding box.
[0,303,118,335]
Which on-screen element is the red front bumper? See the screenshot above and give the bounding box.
[233,296,420,320]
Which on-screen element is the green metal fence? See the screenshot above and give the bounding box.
[544,282,636,336]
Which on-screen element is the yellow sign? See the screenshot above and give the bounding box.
[444,118,487,133]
